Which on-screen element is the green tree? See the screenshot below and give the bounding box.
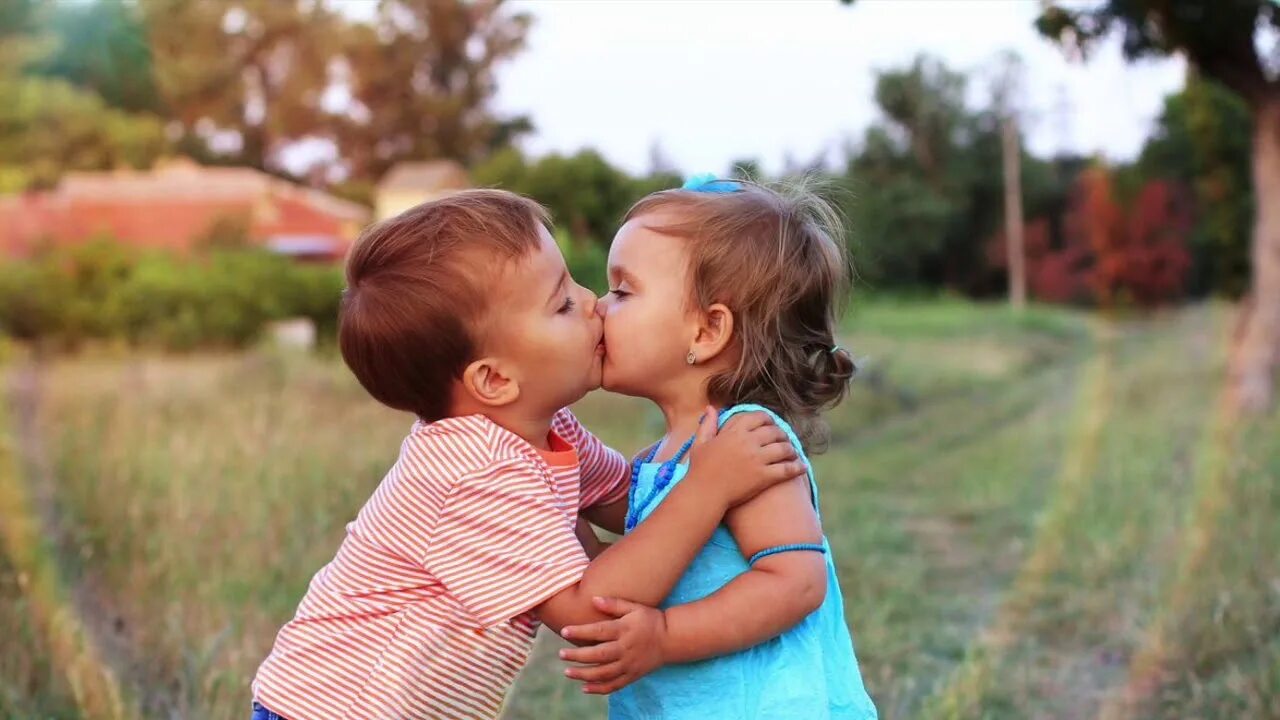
[1140,77,1253,298]
[33,0,163,114]
[0,77,167,192]
[1038,0,1280,411]
[0,0,166,191]
[838,55,1063,294]
[473,147,639,248]
[0,0,51,74]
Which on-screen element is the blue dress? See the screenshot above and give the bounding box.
[609,404,878,720]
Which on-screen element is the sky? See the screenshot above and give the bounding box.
[333,0,1188,176]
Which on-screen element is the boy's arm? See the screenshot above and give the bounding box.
[535,412,805,637]
[559,474,827,692]
[574,516,608,559]
[560,410,630,535]
[581,495,628,536]
[582,443,658,535]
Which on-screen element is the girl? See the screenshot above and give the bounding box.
[564,176,877,719]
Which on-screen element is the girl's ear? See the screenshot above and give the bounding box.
[689,302,734,365]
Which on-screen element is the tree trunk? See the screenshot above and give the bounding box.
[1233,96,1280,413]
[1002,115,1026,310]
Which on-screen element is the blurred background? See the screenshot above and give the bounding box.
[1,1,1278,718]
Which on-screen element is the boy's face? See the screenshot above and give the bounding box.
[483,226,605,414]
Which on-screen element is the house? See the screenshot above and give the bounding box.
[375,160,470,221]
[0,158,371,262]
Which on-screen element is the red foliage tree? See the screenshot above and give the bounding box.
[987,166,1192,307]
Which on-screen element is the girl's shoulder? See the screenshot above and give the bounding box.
[717,404,806,457]
[717,403,795,434]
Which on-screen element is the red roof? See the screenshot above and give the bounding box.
[0,160,370,262]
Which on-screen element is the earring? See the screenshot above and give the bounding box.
[686,351,697,365]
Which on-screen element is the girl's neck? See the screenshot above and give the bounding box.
[653,392,714,464]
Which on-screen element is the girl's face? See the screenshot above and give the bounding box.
[596,211,699,401]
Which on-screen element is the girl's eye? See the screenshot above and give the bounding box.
[557,297,576,314]
[610,288,630,299]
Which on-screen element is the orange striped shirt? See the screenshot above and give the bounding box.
[252,409,627,719]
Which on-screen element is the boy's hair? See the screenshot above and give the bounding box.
[339,189,550,421]
[624,178,856,453]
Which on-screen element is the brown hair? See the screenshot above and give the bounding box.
[624,178,856,453]
[339,189,550,421]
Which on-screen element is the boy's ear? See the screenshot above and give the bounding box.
[690,302,735,364]
[460,357,521,408]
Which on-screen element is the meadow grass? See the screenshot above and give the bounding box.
[2,299,1276,719]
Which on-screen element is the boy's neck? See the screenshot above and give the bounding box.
[449,396,555,450]
[495,410,555,450]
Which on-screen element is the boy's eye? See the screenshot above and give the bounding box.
[557,297,576,314]
[610,288,630,299]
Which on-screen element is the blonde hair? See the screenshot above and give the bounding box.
[624,178,856,453]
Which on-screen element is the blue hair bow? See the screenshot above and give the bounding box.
[681,173,741,193]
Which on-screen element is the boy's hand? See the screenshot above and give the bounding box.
[559,596,667,694]
[685,406,805,509]
[574,516,608,559]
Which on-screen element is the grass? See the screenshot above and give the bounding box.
[1,298,1277,719]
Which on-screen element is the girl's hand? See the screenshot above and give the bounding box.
[559,596,668,694]
[686,406,805,509]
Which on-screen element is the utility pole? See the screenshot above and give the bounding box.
[995,52,1027,310]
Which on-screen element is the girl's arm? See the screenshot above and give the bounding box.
[559,475,826,692]
[535,413,805,637]
[665,476,826,659]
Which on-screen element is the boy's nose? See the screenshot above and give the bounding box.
[593,293,609,317]
[585,291,599,317]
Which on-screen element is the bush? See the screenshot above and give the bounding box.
[0,240,345,351]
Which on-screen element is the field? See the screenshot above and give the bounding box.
[2,298,1277,719]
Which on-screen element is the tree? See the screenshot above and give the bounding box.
[32,0,164,115]
[840,57,975,288]
[333,0,534,183]
[1140,77,1253,298]
[139,0,342,174]
[0,77,167,192]
[0,0,50,74]
[871,56,970,189]
[988,167,1192,307]
[1038,0,1280,411]
[0,0,166,191]
[838,55,1058,294]
[473,147,640,248]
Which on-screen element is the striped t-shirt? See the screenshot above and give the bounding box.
[252,408,628,719]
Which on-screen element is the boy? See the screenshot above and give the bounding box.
[250,191,802,719]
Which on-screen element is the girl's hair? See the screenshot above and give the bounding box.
[624,177,855,453]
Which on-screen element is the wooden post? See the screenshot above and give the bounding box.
[1002,114,1027,310]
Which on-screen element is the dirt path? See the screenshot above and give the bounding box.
[5,360,175,718]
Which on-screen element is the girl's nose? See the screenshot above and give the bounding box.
[594,293,608,318]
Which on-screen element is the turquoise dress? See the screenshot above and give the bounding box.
[609,404,878,720]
